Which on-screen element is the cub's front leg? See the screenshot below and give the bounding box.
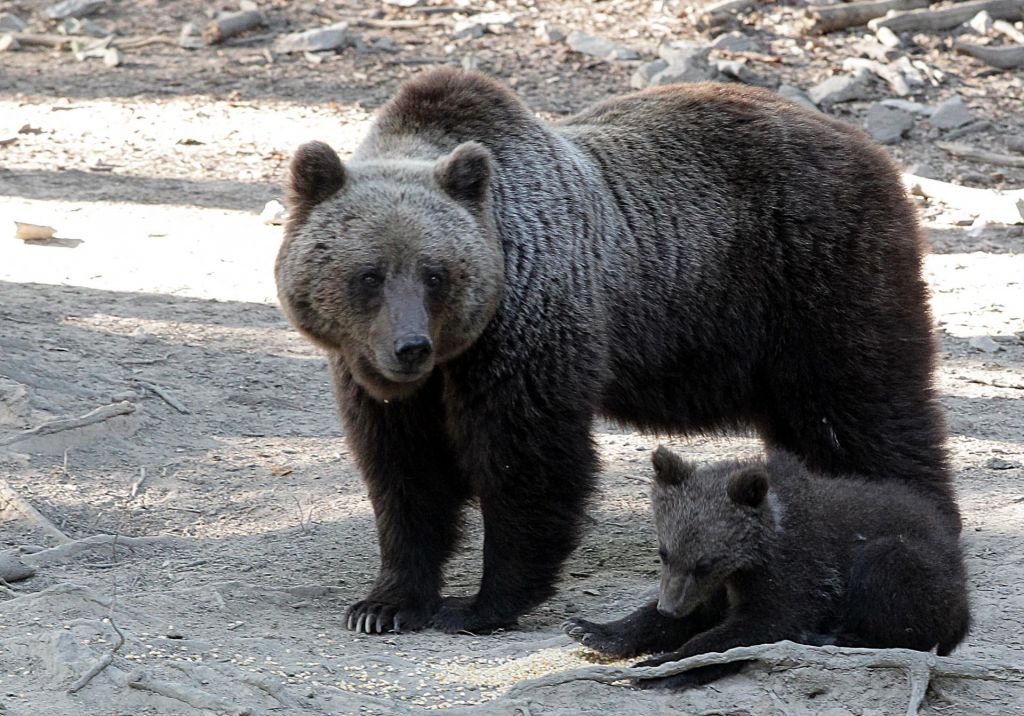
[336,366,470,634]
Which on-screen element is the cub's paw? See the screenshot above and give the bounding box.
[562,618,637,659]
[432,596,517,635]
[345,599,433,634]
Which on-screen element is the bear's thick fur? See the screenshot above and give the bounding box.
[564,447,970,689]
[275,69,956,635]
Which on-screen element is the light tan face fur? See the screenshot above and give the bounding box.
[275,143,504,401]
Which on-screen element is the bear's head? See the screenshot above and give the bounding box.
[649,446,775,619]
[275,140,504,401]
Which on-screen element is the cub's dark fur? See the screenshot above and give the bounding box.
[275,68,956,635]
[565,447,970,689]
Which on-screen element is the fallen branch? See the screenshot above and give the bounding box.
[134,381,188,414]
[0,478,71,544]
[954,41,1024,69]
[903,173,1024,224]
[507,641,1024,716]
[935,141,1024,168]
[9,32,72,48]
[23,533,184,568]
[805,0,929,34]
[0,401,135,447]
[202,10,265,44]
[869,0,1024,33]
[68,606,125,693]
[128,671,253,716]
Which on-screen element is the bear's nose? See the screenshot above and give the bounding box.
[394,334,432,367]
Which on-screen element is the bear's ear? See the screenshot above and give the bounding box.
[434,141,492,204]
[288,141,346,207]
[727,468,769,508]
[651,446,694,486]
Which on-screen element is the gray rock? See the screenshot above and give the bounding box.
[969,335,1002,353]
[865,103,914,144]
[715,58,776,88]
[650,41,715,84]
[44,0,104,20]
[985,456,1020,470]
[905,162,941,179]
[273,23,353,53]
[372,36,396,53]
[0,13,27,32]
[452,21,484,40]
[566,30,639,61]
[931,95,974,130]
[631,59,668,90]
[777,84,818,112]
[880,98,934,116]
[808,69,872,107]
[534,21,566,43]
[709,31,759,53]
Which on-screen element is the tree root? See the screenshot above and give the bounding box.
[22,533,185,568]
[0,401,135,447]
[68,613,125,693]
[128,671,254,716]
[0,477,71,545]
[506,641,1024,716]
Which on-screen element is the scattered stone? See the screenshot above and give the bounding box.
[260,200,288,225]
[1008,136,1024,154]
[880,98,934,116]
[383,0,422,6]
[968,10,994,33]
[466,11,515,28]
[631,59,668,90]
[102,46,120,67]
[274,23,353,53]
[371,36,395,52]
[14,222,58,241]
[649,41,715,84]
[566,30,639,61]
[931,95,974,130]
[62,17,112,37]
[906,162,940,179]
[715,58,777,88]
[452,20,484,40]
[178,21,205,49]
[44,0,104,20]
[0,33,19,52]
[967,216,992,238]
[808,68,872,106]
[969,335,1002,353]
[777,84,819,111]
[985,456,1019,470]
[534,21,566,43]
[203,9,266,45]
[875,26,902,47]
[708,30,759,52]
[865,103,914,144]
[0,12,27,32]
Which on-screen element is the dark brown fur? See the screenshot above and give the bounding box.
[275,69,956,635]
[564,448,970,690]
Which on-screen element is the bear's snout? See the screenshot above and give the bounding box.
[394,334,433,370]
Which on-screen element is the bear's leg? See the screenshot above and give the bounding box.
[335,366,470,634]
[432,406,599,633]
[633,616,785,690]
[562,595,728,659]
[838,536,970,654]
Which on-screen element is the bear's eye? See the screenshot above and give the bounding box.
[360,271,383,289]
[657,545,668,563]
[693,557,715,577]
[425,271,445,290]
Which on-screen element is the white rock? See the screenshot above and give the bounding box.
[260,200,288,225]
[969,336,1002,353]
[968,10,993,34]
[875,26,901,48]
[0,33,19,52]
[534,21,566,43]
[274,23,352,53]
[808,69,871,106]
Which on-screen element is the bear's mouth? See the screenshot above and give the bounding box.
[351,353,433,402]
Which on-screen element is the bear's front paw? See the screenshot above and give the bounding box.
[562,618,637,659]
[345,599,433,634]
[432,596,517,634]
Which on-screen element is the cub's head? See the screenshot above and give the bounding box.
[649,447,774,619]
[275,140,504,401]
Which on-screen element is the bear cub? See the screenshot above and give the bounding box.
[565,447,970,690]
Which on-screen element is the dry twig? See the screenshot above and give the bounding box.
[954,41,1024,69]
[936,141,1024,168]
[0,401,135,447]
[805,0,929,34]
[869,0,1024,33]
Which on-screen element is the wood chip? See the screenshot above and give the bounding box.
[14,222,57,241]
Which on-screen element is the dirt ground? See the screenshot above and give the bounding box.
[1,1,1023,714]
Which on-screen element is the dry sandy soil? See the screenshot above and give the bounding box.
[1,1,1023,715]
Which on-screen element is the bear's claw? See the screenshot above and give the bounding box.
[345,599,432,634]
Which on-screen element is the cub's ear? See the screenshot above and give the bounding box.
[434,141,492,204]
[288,141,345,207]
[727,468,769,508]
[651,446,694,486]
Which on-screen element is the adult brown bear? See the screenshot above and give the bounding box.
[274,68,956,635]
